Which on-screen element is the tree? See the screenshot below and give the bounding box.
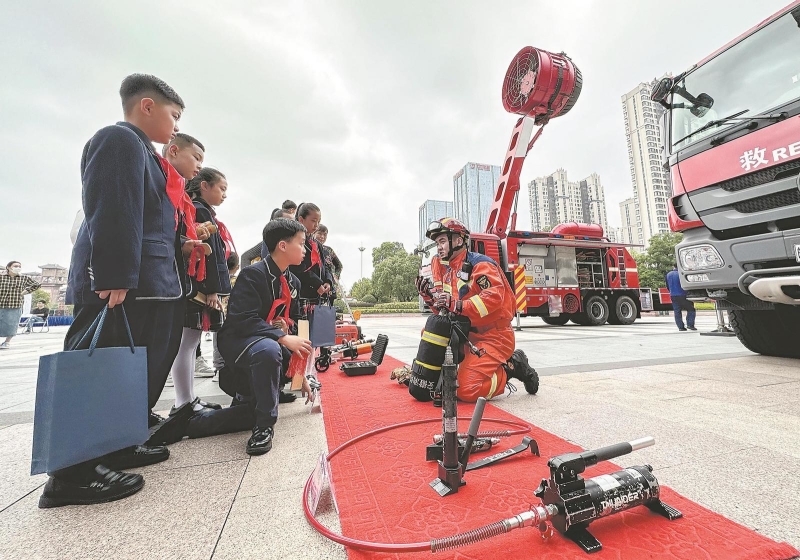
[372,252,421,302]
[31,289,51,307]
[350,278,373,301]
[372,242,407,268]
[635,232,683,290]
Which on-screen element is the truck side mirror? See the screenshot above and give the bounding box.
[650,77,674,108]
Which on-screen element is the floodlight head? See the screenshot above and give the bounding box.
[502,47,582,125]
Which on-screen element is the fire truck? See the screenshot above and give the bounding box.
[652,1,800,357]
[421,47,663,326]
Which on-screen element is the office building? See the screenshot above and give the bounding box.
[418,199,454,245]
[453,162,501,233]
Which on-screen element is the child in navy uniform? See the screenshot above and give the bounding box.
[216,219,315,455]
[39,74,194,508]
[288,203,330,303]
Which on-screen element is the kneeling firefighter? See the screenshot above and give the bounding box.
[411,218,538,402]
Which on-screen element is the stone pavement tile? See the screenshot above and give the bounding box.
[698,356,800,378]
[675,366,800,387]
[657,446,800,549]
[0,459,248,560]
[657,379,800,407]
[237,403,330,498]
[0,423,34,465]
[589,367,701,385]
[765,400,800,417]
[0,388,35,411]
[212,489,347,560]
[639,397,800,459]
[497,398,755,469]
[0,460,47,512]
[136,431,248,473]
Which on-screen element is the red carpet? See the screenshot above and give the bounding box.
[320,355,799,560]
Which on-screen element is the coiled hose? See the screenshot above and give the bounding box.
[302,416,542,553]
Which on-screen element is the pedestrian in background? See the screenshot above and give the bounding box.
[0,261,41,348]
[314,224,342,300]
[666,264,696,331]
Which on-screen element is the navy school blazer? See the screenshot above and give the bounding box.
[217,256,301,366]
[191,199,231,297]
[67,122,182,304]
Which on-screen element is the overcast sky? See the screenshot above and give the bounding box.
[0,0,790,290]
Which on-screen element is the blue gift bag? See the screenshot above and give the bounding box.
[31,305,149,475]
[309,303,336,348]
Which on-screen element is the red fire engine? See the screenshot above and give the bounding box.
[652,1,800,357]
[428,47,661,326]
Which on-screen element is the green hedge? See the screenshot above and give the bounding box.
[356,307,422,314]
[373,301,419,310]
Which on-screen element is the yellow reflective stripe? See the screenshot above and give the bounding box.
[443,284,452,294]
[457,279,467,291]
[470,294,489,317]
[414,360,441,371]
[486,373,499,399]
[433,281,443,287]
[421,331,449,347]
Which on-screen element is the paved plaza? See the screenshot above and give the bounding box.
[0,313,798,559]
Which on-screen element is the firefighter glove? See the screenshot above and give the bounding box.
[435,292,462,314]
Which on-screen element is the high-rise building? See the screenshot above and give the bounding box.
[527,169,609,232]
[418,199,454,245]
[621,80,670,247]
[619,197,639,245]
[453,162,501,233]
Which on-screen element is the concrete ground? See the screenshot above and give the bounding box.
[0,314,798,559]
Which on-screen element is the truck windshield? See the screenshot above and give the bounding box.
[670,7,800,151]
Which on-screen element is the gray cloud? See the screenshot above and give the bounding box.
[0,0,789,290]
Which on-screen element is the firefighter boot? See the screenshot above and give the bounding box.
[505,350,539,395]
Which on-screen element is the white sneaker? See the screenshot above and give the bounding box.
[0,342,9,349]
[212,371,219,383]
[165,374,174,388]
[194,357,216,378]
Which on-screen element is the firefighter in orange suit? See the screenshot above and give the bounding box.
[416,218,538,402]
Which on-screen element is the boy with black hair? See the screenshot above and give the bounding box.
[281,199,297,218]
[162,132,205,181]
[39,74,194,508]
[210,219,315,455]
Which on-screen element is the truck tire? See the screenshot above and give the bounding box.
[542,315,570,326]
[608,295,637,325]
[583,295,610,326]
[728,305,800,358]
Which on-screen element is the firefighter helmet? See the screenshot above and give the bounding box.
[426,218,470,242]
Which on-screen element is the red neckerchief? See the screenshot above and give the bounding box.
[216,219,236,260]
[306,238,321,271]
[155,154,197,237]
[267,274,291,323]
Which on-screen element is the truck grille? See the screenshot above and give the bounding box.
[732,189,800,213]
[715,159,800,192]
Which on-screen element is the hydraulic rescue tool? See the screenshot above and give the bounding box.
[533,437,682,553]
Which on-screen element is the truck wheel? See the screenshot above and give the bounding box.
[583,295,609,326]
[608,295,637,325]
[728,305,800,358]
[542,315,570,326]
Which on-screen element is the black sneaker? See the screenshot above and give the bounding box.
[38,465,144,508]
[246,426,274,456]
[505,350,540,395]
[279,391,297,404]
[687,326,697,331]
[678,328,688,331]
[103,445,170,471]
